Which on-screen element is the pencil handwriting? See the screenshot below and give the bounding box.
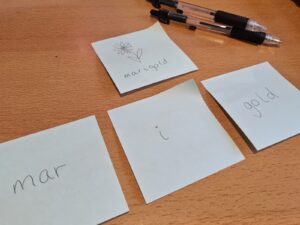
[13,164,67,194]
[243,87,279,118]
[155,125,170,141]
[124,58,168,79]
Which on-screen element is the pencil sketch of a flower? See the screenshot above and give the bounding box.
[113,41,143,63]
[114,41,133,55]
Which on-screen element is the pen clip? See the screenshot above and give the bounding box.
[150,9,170,24]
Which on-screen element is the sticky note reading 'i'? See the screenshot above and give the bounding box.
[109,79,245,204]
[92,22,198,94]
[0,116,128,225]
[202,62,300,151]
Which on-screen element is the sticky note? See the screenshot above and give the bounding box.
[108,80,244,203]
[202,62,300,150]
[0,116,128,225]
[92,22,198,94]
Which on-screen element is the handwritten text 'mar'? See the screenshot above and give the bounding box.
[13,164,66,194]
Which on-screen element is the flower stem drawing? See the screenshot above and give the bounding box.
[113,41,143,63]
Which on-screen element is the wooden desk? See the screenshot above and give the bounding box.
[0,0,299,224]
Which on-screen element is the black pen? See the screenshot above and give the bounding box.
[150,9,281,46]
[149,0,267,32]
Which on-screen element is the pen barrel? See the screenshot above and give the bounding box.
[230,28,266,44]
[215,10,249,29]
[168,11,187,23]
[177,2,215,21]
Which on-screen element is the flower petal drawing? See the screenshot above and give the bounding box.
[113,41,133,55]
[113,42,143,63]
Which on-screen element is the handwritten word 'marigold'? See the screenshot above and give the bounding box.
[124,58,168,79]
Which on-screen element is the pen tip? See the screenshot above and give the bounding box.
[260,25,267,32]
[264,34,282,46]
[273,37,282,45]
[246,20,267,32]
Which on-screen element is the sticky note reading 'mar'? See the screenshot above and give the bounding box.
[0,116,128,225]
[202,62,300,150]
[92,22,198,94]
[109,80,244,203]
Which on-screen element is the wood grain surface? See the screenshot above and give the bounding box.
[0,0,299,224]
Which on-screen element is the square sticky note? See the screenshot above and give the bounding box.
[92,22,198,94]
[202,62,300,150]
[108,80,244,203]
[0,116,128,225]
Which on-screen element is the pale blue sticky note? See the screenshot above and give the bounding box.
[202,62,300,150]
[92,22,198,94]
[109,80,244,203]
[0,116,128,225]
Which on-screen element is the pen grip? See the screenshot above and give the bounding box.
[215,10,249,29]
[230,28,266,44]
